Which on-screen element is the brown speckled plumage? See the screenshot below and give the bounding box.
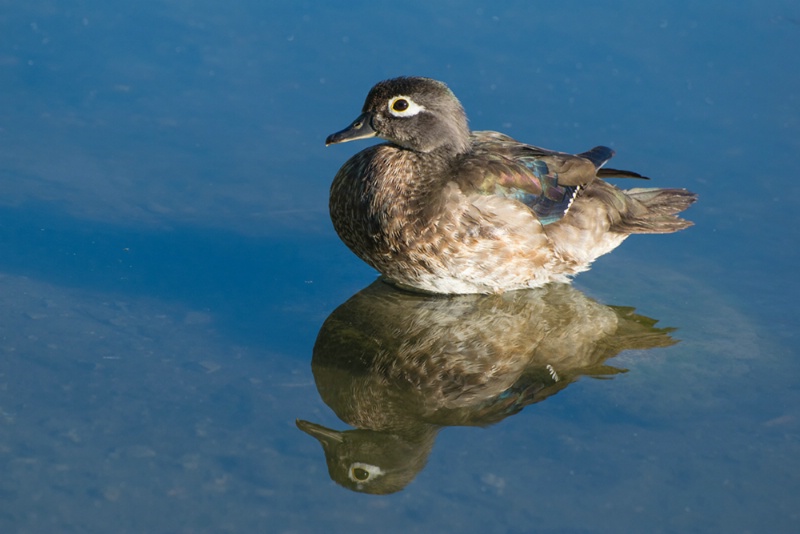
[327,77,697,294]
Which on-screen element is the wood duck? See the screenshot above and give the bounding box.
[327,76,696,294]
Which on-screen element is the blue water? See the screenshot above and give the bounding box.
[1,1,799,532]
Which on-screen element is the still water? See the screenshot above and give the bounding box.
[1,1,799,532]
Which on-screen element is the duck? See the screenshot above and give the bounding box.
[326,76,696,294]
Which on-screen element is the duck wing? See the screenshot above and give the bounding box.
[456,132,629,225]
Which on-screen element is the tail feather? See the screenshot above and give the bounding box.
[616,187,698,234]
[597,168,650,180]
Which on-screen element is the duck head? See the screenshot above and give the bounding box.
[326,76,471,154]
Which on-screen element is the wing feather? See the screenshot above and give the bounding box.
[455,132,612,224]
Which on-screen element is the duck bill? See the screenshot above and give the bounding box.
[325,112,377,145]
[296,419,344,445]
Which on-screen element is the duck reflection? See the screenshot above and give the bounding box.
[297,280,676,494]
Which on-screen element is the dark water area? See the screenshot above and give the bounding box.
[1,1,799,532]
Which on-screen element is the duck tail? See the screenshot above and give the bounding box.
[597,167,650,180]
[616,187,698,234]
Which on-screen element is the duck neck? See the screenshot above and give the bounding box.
[410,147,461,192]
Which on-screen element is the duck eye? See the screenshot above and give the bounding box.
[347,462,385,483]
[392,98,409,112]
[352,468,370,481]
[387,96,425,117]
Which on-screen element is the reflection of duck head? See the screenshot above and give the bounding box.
[298,280,677,493]
[296,420,433,494]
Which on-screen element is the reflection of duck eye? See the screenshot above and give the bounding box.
[392,98,409,112]
[348,462,385,483]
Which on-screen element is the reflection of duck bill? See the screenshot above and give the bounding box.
[296,419,343,445]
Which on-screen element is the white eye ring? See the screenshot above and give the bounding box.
[348,462,385,483]
[388,95,426,117]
